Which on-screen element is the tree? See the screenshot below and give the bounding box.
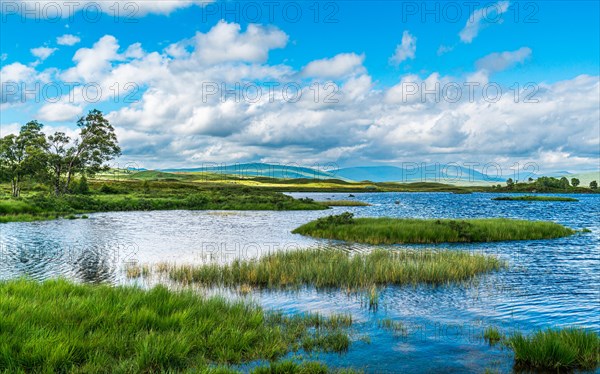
[506,178,514,188]
[559,176,570,189]
[47,110,121,194]
[571,178,580,187]
[591,181,598,190]
[0,121,47,197]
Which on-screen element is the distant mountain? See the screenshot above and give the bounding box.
[162,163,343,180]
[333,165,505,183]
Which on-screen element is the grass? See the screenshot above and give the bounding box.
[507,328,600,371]
[166,248,505,289]
[492,195,579,202]
[483,326,502,345]
[0,180,327,223]
[0,279,355,373]
[317,200,371,207]
[292,213,576,244]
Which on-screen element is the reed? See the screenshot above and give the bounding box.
[167,248,505,289]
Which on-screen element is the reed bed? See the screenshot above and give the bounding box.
[508,328,600,371]
[167,248,505,289]
[292,214,575,244]
[0,279,353,373]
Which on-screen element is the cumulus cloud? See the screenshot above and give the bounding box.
[31,46,57,61]
[390,31,416,65]
[460,1,510,43]
[3,20,598,172]
[37,102,83,122]
[192,21,288,64]
[56,34,81,46]
[302,53,365,78]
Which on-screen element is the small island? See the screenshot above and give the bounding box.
[492,196,579,202]
[292,213,576,244]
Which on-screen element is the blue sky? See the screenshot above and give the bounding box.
[1,0,599,171]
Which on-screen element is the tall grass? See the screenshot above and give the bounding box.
[167,248,505,289]
[508,328,600,371]
[292,214,576,244]
[0,279,353,373]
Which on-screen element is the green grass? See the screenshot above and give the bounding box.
[166,248,505,289]
[0,180,327,223]
[292,214,576,244]
[508,328,600,371]
[0,279,355,373]
[492,195,579,202]
[483,326,502,345]
[317,200,371,207]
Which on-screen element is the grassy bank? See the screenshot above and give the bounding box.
[0,279,355,373]
[492,195,579,202]
[292,214,576,244]
[165,248,505,289]
[0,181,326,223]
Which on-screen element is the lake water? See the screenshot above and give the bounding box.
[1,192,599,373]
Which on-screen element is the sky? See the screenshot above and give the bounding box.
[1,0,599,173]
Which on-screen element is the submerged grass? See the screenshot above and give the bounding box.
[0,279,354,373]
[292,214,576,244]
[167,248,505,289]
[492,195,579,202]
[508,328,600,371]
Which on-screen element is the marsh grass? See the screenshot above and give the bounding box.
[483,326,502,345]
[0,279,354,373]
[317,200,371,207]
[492,196,579,202]
[292,214,575,244]
[167,248,505,290]
[508,328,600,371]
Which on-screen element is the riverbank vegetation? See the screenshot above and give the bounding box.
[292,214,576,244]
[162,248,505,289]
[492,195,579,202]
[317,200,371,207]
[508,328,599,371]
[0,279,356,373]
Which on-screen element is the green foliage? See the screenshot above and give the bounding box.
[591,180,598,189]
[314,212,355,229]
[508,328,600,371]
[506,178,514,187]
[71,176,90,195]
[559,176,570,189]
[0,279,354,373]
[571,178,580,187]
[167,248,505,289]
[293,217,576,244]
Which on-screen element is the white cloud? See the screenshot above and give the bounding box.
[2,20,598,172]
[37,103,83,122]
[302,53,365,78]
[31,46,57,61]
[390,31,416,65]
[460,1,510,43]
[193,21,288,64]
[56,34,81,46]
[475,47,532,73]
[7,0,214,18]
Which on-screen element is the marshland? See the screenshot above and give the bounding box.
[2,180,599,372]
